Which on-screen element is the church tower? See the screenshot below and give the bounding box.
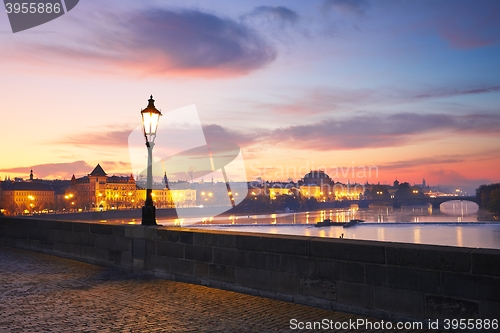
[163,172,169,190]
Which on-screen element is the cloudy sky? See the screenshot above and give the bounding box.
[0,0,499,193]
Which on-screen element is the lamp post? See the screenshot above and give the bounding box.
[141,95,162,225]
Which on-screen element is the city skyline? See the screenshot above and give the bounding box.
[0,163,465,217]
[1,0,499,195]
[0,164,460,196]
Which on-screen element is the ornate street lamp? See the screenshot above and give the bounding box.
[141,95,162,225]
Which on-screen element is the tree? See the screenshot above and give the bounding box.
[4,201,18,215]
[54,196,65,213]
[476,183,500,217]
[18,202,28,215]
[370,185,391,200]
[281,194,301,210]
[487,188,500,216]
[301,197,318,210]
[394,182,412,200]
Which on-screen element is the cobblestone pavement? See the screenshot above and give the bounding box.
[0,246,439,333]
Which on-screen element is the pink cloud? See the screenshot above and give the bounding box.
[56,109,500,153]
[18,8,277,78]
[58,128,133,147]
[261,84,500,116]
[0,161,93,180]
[261,87,377,115]
[269,112,500,150]
[99,161,133,176]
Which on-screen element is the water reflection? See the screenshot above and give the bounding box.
[441,200,477,216]
[174,201,488,228]
[413,228,421,244]
[228,204,479,226]
[457,227,463,247]
[377,228,385,241]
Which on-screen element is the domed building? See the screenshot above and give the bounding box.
[299,170,334,201]
[301,170,334,186]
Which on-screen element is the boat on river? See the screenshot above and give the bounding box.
[315,219,345,227]
[343,219,365,228]
[315,218,365,228]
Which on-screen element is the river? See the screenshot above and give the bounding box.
[170,200,500,249]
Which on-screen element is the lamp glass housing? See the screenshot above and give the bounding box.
[141,108,161,144]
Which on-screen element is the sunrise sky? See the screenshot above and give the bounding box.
[1,0,499,193]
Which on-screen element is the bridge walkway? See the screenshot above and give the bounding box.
[0,246,442,332]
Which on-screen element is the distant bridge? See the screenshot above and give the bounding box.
[318,196,478,209]
[389,196,478,209]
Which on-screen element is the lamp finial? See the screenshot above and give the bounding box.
[148,95,155,107]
